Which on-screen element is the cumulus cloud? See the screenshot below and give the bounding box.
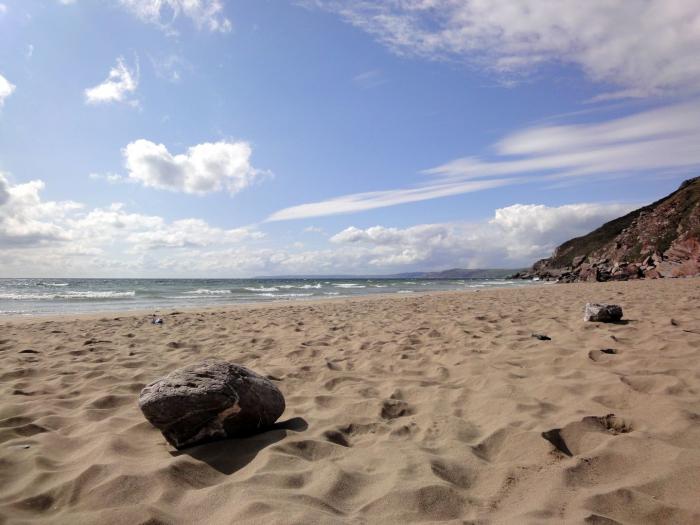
[268,100,700,221]
[0,73,16,107]
[85,57,139,105]
[0,174,265,276]
[329,202,637,269]
[0,172,640,276]
[308,0,700,98]
[0,173,81,246]
[65,204,262,251]
[119,0,231,32]
[123,139,267,195]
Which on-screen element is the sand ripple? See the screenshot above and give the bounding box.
[1,279,700,523]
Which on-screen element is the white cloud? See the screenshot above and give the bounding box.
[126,218,262,250]
[0,173,81,246]
[309,0,700,98]
[89,172,123,183]
[0,173,640,276]
[329,202,637,269]
[267,178,517,221]
[123,139,268,195]
[84,57,139,105]
[0,4,7,14]
[119,0,231,32]
[0,73,16,107]
[67,204,262,251]
[0,174,265,276]
[268,100,700,221]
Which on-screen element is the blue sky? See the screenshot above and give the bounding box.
[1,0,699,277]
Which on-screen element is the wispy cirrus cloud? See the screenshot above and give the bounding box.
[267,100,700,221]
[84,56,139,105]
[306,0,700,99]
[118,0,231,33]
[353,69,386,89]
[267,178,517,222]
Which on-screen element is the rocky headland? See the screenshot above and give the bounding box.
[515,176,700,282]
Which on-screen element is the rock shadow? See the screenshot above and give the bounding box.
[172,417,308,475]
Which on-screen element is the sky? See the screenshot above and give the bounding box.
[1,0,699,277]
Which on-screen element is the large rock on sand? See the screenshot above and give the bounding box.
[584,303,623,323]
[139,359,285,449]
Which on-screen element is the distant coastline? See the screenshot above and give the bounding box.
[254,268,526,280]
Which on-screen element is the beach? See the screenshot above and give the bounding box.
[1,278,699,524]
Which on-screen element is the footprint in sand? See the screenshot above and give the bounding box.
[380,399,414,420]
[588,348,618,361]
[542,414,632,456]
[322,429,350,447]
[323,422,381,447]
[430,458,475,488]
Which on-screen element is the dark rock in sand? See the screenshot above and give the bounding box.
[138,358,285,449]
[532,333,551,341]
[584,303,623,323]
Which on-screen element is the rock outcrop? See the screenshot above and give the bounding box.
[514,177,700,282]
[139,359,285,449]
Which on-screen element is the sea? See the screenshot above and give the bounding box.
[0,278,539,316]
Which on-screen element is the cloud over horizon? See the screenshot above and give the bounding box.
[0,173,264,276]
[0,172,638,276]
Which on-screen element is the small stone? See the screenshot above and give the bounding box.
[139,359,285,449]
[532,333,551,341]
[584,303,623,323]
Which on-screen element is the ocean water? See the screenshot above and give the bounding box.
[0,278,537,316]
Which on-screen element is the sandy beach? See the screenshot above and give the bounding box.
[1,278,700,524]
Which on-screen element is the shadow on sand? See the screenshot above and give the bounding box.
[170,417,308,475]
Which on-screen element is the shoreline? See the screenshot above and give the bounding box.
[2,277,699,523]
[0,282,545,324]
[0,277,535,320]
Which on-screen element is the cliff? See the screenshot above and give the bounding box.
[515,176,700,282]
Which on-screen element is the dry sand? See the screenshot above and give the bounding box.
[1,278,700,524]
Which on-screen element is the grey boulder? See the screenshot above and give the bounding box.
[139,359,285,449]
[584,303,623,323]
